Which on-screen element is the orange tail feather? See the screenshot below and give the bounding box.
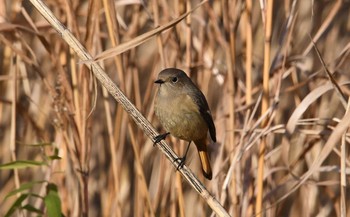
[194,139,212,180]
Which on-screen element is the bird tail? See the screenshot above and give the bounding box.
[194,139,212,180]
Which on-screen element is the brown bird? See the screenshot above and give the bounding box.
[153,68,216,180]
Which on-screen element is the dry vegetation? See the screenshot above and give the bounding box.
[1,0,350,216]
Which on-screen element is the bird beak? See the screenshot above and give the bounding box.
[154,79,164,84]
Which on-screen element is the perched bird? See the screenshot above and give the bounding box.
[154,68,216,180]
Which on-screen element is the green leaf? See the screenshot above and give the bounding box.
[4,194,28,217]
[48,147,62,160]
[22,204,43,214]
[48,155,62,160]
[54,147,59,155]
[44,183,62,217]
[0,160,46,170]
[5,181,46,200]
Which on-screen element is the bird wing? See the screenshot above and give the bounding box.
[189,89,217,142]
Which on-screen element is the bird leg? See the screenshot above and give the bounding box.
[174,141,191,170]
[153,132,170,145]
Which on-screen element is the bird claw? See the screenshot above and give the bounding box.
[153,132,170,146]
[174,141,191,170]
[174,156,186,170]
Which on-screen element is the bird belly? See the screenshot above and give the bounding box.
[155,95,208,141]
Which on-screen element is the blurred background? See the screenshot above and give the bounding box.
[1,0,350,216]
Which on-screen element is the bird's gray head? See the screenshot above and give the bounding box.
[154,68,191,92]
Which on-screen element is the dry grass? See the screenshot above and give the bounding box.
[1,0,350,216]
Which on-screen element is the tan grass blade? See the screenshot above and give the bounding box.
[93,1,208,62]
[286,82,350,134]
[311,37,348,108]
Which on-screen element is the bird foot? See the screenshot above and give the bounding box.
[174,156,186,170]
[153,132,170,146]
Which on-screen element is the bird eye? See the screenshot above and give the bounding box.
[171,77,178,83]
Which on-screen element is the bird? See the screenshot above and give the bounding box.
[153,68,216,180]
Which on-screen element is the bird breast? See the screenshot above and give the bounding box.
[155,91,208,141]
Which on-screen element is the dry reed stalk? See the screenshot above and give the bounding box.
[9,54,20,195]
[152,0,166,68]
[222,0,238,214]
[185,0,192,71]
[102,0,125,91]
[256,0,274,216]
[128,123,155,216]
[244,0,253,105]
[340,115,347,217]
